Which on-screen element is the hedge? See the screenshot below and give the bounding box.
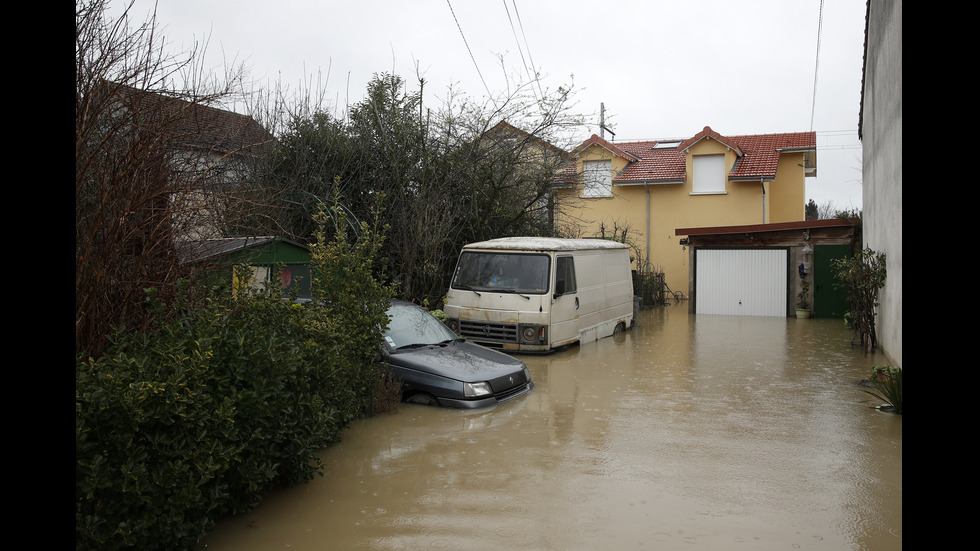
[76,210,393,550]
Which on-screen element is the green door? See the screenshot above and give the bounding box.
[813,244,851,319]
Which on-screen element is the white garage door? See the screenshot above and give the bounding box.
[695,249,787,316]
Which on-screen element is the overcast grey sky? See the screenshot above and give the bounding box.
[111,0,867,210]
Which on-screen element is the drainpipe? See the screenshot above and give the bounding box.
[760,178,766,224]
[644,184,651,271]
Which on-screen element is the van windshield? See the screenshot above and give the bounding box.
[452,251,550,294]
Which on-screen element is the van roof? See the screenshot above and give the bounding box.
[462,237,629,251]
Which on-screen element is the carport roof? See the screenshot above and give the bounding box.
[676,218,855,236]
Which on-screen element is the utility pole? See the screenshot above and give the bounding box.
[600,103,615,141]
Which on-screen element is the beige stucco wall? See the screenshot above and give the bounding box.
[556,138,809,296]
[769,154,807,223]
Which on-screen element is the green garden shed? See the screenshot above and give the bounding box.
[179,236,312,301]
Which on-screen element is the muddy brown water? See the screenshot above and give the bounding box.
[201,303,902,551]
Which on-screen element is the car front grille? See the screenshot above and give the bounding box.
[489,369,532,401]
[494,382,532,401]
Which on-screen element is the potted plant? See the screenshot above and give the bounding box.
[796,264,812,318]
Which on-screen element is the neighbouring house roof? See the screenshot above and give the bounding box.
[485,120,573,159]
[571,125,816,185]
[108,82,274,157]
[487,120,579,188]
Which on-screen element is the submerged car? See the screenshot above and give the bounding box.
[382,300,534,408]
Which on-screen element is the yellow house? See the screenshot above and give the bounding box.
[554,126,816,296]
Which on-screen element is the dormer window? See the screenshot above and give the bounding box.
[583,159,612,197]
[692,154,726,194]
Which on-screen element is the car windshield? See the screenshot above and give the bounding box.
[384,303,459,349]
[451,251,550,294]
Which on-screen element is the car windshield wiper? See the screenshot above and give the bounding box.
[394,342,433,350]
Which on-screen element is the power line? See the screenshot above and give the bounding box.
[815,128,861,150]
[809,0,824,131]
[508,1,544,100]
[446,0,495,105]
[503,2,531,85]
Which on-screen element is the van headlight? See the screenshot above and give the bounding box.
[463,381,492,397]
[520,324,546,343]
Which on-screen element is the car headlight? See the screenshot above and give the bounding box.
[463,381,492,397]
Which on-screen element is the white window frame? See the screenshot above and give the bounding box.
[692,154,726,194]
[582,159,612,198]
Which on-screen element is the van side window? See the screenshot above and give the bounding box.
[555,256,577,295]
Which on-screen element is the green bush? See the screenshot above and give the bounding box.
[76,204,393,551]
[76,291,339,550]
[863,365,902,414]
[833,247,886,353]
[76,326,239,550]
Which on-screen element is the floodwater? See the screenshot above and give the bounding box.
[201,303,902,551]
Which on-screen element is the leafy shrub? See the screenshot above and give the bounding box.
[863,365,902,414]
[633,270,666,305]
[76,202,393,551]
[76,326,239,550]
[76,289,336,550]
[833,247,886,353]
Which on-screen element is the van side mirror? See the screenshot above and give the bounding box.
[554,280,565,298]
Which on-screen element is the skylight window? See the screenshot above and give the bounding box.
[652,140,681,149]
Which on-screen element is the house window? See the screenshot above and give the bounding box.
[583,160,612,197]
[692,154,726,194]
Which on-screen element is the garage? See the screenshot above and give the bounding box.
[678,219,857,318]
[694,249,787,316]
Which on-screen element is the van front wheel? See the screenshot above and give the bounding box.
[613,322,626,335]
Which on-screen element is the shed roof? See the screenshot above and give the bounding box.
[178,236,309,264]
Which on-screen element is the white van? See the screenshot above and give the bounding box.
[443,237,634,352]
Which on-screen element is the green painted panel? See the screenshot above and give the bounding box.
[230,240,311,265]
[813,244,851,319]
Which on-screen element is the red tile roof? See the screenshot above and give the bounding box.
[573,126,816,184]
[572,134,640,162]
[678,126,744,157]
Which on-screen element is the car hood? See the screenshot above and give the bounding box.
[385,340,524,380]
